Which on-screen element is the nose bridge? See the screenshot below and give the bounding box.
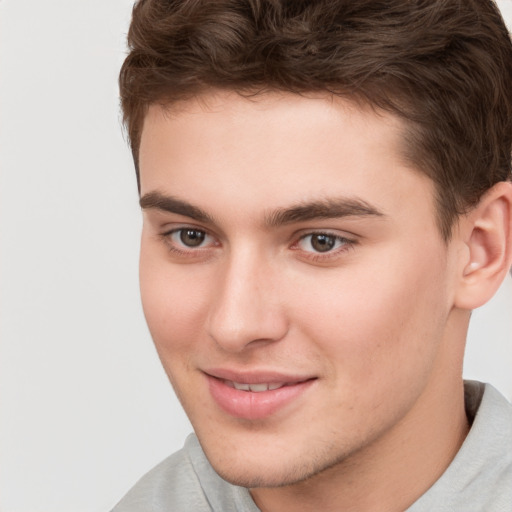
[206,244,287,352]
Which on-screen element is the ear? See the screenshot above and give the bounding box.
[454,181,512,310]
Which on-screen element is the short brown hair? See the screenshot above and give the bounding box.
[119,0,512,239]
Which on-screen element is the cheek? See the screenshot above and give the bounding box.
[288,248,450,391]
[139,246,211,361]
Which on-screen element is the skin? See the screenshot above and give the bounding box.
[138,91,473,511]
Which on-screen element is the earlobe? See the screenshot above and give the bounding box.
[454,181,512,310]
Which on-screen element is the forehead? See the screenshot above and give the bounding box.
[138,90,436,229]
[141,90,405,160]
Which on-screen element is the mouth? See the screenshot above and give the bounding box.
[204,370,316,420]
[222,380,306,392]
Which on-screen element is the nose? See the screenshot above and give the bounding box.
[206,248,289,353]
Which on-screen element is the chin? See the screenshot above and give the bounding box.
[201,439,348,489]
[212,462,314,489]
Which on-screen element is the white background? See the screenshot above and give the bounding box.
[0,1,511,511]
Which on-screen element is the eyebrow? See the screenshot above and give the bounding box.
[265,198,385,227]
[140,191,385,227]
[140,192,215,224]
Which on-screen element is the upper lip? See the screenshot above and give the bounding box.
[203,368,316,385]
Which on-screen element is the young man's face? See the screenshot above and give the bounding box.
[138,91,462,488]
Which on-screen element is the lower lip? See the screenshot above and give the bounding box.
[207,376,314,420]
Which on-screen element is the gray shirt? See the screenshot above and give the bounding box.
[112,381,512,511]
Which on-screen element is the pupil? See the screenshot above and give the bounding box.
[180,229,205,247]
[311,234,335,252]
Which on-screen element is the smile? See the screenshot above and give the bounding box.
[223,381,288,392]
[205,372,316,420]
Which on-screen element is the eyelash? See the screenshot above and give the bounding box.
[160,228,218,258]
[291,232,356,261]
[160,227,356,262]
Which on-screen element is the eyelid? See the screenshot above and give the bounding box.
[290,230,357,261]
[300,232,345,245]
[160,225,220,255]
[160,222,216,239]
[292,228,356,244]
[171,228,214,247]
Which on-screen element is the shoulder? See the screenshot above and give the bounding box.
[111,434,259,512]
[111,434,211,512]
[409,382,512,512]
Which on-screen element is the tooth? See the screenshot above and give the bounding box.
[228,381,287,392]
[248,383,269,392]
[233,382,250,391]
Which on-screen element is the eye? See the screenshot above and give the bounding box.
[297,233,350,253]
[159,226,219,261]
[174,228,208,248]
[163,227,216,251]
